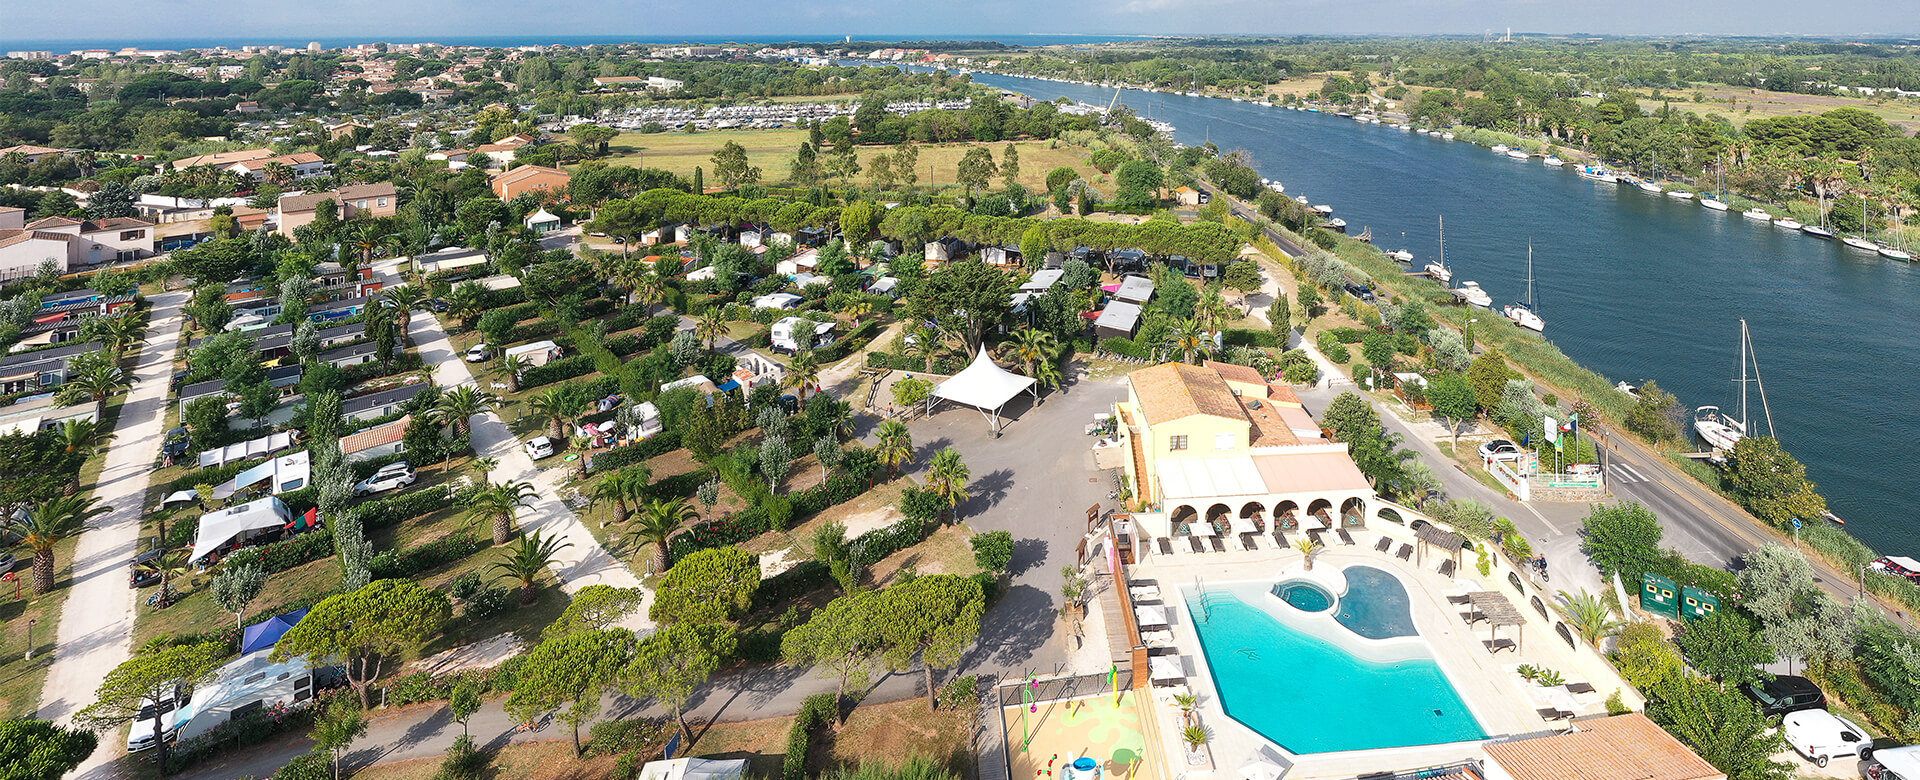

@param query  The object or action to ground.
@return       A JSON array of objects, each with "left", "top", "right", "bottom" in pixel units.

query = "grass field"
[
  {"left": 1591, "top": 84, "right": 1920, "bottom": 133},
  {"left": 593, "top": 129, "right": 1101, "bottom": 192}
]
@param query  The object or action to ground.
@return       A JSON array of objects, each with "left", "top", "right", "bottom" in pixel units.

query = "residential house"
[
  {"left": 0, "top": 144, "right": 65, "bottom": 164},
  {"left": 1114, "top": 273, "right": 1156, "bottom": 304},
  {"left": 1114, "top": 361, "right": 1378, "bottom": 545},
  {"left": 1092, "top": 300, "right": 1141, "bottom": 340},
  {"left": 0, "top": 207, "right": 23, "bottom": 230},
  {"left": 316, "top": 341, "right": 379, "bottom": 368},
  {"left": 167, "top": 148, "right": 275, "bottom": 171},
  {"left": 1170, "top": 186, "right": 1202, "bottom": 206},
  {"left": 0, "top": 216, "right": 157, "bottom": 278},
  {"left": 0, "top": 393, "right": 96, "bottom": 435},
  {"left": 41, "top": 288, "right": 138, "bottom": 315},
  {"left": 306, "top": 296, "right": 369, "bottom": 323},
  {"left": 410, "top": 247, "right": 488, "bottom": 275},
  {"left": 343, "top": 384, "right": 432, "bottom": 422},
  {"left": 327, "top": 121, "right": 366, "bottom": 140},
  {"left": 1481, "top": 713, "right": 1723, "bottom": 780},
  {"left": 276, "top": 182, "right": 397, "bottom": 238},
  {"left": 177, "top": 365, "right": 303, "bottom": 415},
  {"left": 489, "top": 165, "right": 571, "bottom": 200},
  {"left": 342, "top": 415, "right": 410, "bottom": 462},
  {"left": 591, "top": 76, "right": 646, "bottom": 88},
  {"left": 0, "top": 341, "right": 100, "bottom": 393}
]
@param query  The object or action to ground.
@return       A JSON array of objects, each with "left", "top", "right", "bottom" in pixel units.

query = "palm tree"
[
  {"left": 53, "top": 419, "right": 114, "bottom": 495},
  {"left": 631, "top": 270, "right": 666, "bottom": 316},
  {"left": 1168, "top": 318, "right": 1210, "bottom": 365},
  {"left": 1294, "top": 536, "right": 1323, "bottom": 571},
  {"left": 842, "top": 300, "right": 872, "bottom": 323},
  {"left": 1033, "top": 359, "right": 1063, "bottom": 402},
  {"left": 262, "top": 161, "right": 294, "bottom": 186},
  {"left": 384, "top": 285, "right": 429, "bottom": 331},
  {"left": 494, "top": 354, "right": 531, "bottom": 393},
  {"left": 568, "top": 434, "right": 594, "bottom": 479},
  {"left": 55, "top": 363, "right": 130, "bottom": 418},
  {"left": 624, "top": 497, "right": 696, "bottom": 574},
  {"left": 445, "top": 283, "right": 486, "bottom": 331},
  {"left": 431, "top": 385, "right": 500, "bottom": 439},
  {"left": 782, "top": 352, "right": 821, "bottom": 408},
  {"left": 906, "top": 327, "right": 941, "bottom": 373},
  {"left": 694, "top": 313, "right": 728, "bottom": 351},
  {"left": 7, "top": 495, "right": 111, "bottom": 593},
  {"left": 466, "top": 480, "right": 538, "bottom": 545},
  {"left": 88, "top": 315, "right": 146, "bottom": 360},
  {"left": 925, "top": 448, "right": 971, "bottom": 523},
  {"left": 588, "top": 468, "right": 650, "bottom": 525},
  {"left": 1557, "top": 589, "right": 1625, "bottom": 647},
  {"left": 525, "top": 386, "right": 577, "bottom": 441},
  {"left": 1006, "top": 329, "right": 1058, "bottom": 378},
  {"left": 489, "top": 530, "right": 572, "bottom": 605},
  {"left": 346, "top": 221, "right": 395, "bottom": 278},
  {"left": 472, "top": 456, "right": 499, "bottom": 482},
  {"left": 875, "top": 419, "right": 913, "bottom": 479},
  {"left": 141, "top": 548, "right": 193, "bottom": 607}
]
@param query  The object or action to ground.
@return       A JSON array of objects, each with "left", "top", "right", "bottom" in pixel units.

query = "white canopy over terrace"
[{"left": 932, "top": 349, "right": 1036, "bottom": 435}]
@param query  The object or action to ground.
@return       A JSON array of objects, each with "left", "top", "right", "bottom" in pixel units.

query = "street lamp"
[
  {"left": 25, "top": 618, "right": 36, "bottom": 661},
  {"left": 1466, "top": 318, "right": 1479, "bottom": 352}
]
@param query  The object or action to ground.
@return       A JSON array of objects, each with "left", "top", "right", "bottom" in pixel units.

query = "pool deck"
[{"left": 1127, "top": 523, "right": 1642, "bottom": 780}]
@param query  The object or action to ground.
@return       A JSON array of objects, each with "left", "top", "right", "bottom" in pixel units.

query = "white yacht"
[
  {"left": 1635, "top": 178, "right": 1663, "bottom": 194},
  {"left": 1311, "top": 204, "right": 1333, "bottom": 216},
  {"left": 1743, "top": 208, "right": 1774, "bottom": 221},
  {"left": 1694, "top": 319, "right": 1774, "bottom": 453},
  {"left": 1802, "top": 224, "right": 1836, "bottom": 239},
  {"left": 1506, "top": 149, "right": 1530, "bottom": 160},
  {"left": 1577, "top": 166, "right": 1619, "bottom": 183},
  {"left": 1426, "top": 216, "right": 1454, "bottom": 283},
  {"left": 1454, "top": 281, "right": 1492, "bottom": 308},
  {"left": 1701, "top": 197, "right": 1730, "bottom": 211},
  {"left": 1774, "top": 217, "right": 1804, "bottom": 230},
  {"left": 1441, "top": 131, "right": 1455, "bottom": 140},
  {"left": 1386, "top": 249, "right": 1415, "bottom": 263},
  {"left": 1492, "top": 144, "right": 1511, "bottom": 154},
  {"left": 1842, "top": 235, "right": 1878, "bottom": 252},
  {"left": 1502, "top": 245, "right": 1545, "bottom": 333},
  {"left": 1666, "top": 190, "right": 1695, "bottom": 200},
  {"left": 1542, "top": 155, "right": 1564, "bottom": 167},
  {"left": 1878, "top": 245, "right": 1913, "bottom": 261}
]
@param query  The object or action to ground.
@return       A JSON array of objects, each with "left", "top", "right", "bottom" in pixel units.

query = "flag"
[{"left": 1543, "top": 416, "right": 1559, "bottom": 445}]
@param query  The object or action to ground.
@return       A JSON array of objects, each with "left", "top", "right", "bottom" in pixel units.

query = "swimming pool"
[{"left": 1183, "top": 567, "right": 1487, "bottom": 754}]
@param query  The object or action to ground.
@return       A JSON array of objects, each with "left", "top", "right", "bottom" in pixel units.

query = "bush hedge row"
[
  {"left": 369, "top": 531, "right": 488, "bottom": 580},
  {"left": 519, "top": 355, "right": 597, "bottom": 389},
  {"left": 784, "top": 693, "right": 836, "bottom": 780},
  {"left": 1221, "top": 328, "right": 1284, "bottom": 348},
  {"left": 586, "top": 431, "right": 682, "bottom": 473}
]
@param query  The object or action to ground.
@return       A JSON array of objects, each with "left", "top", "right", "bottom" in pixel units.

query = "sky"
[{"left": 4, "top": 0, "right": 1916, "bottom": 43}]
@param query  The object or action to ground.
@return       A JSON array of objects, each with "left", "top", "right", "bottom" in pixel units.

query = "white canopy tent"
[
  {"left": 636, "top": 758, "right": 748, "bottom": 780},
  {"left": 198, "top": 431, "right": 297, "bottom": 468},
  {"left": 931, "top": 349, "right": 1036, "bottom": 436},
  {"left": 190, "top": 497, "right": 295, "bottom": 565}
]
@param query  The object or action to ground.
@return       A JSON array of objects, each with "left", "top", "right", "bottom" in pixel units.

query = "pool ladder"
[{"left": 1194, "top": 577, "right": 1220, "bottom": 623}]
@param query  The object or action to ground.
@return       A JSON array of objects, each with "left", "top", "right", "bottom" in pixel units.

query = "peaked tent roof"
[
  {"left": 240, "top": 607, "right": 311, "bottom": 655},
  {"left": 934, "top": 349, "right": 1036, "bottom": 412}
]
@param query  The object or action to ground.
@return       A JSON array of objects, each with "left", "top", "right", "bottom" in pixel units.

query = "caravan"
[{"left": 162, "top": 652, "right": 339, "bottom": 745}]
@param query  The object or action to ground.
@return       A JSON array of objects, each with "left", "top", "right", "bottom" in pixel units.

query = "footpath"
[{"left": 37, "top": 290, "right": 190, "bottom": 779}]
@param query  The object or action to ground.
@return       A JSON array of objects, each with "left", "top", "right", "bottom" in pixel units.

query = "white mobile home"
[
  {"left": 166, "top": 651, "right": 328, "bottom": 743},
  {"left": 504, "top": 340, "right": 563, "bottom": 367},
  {"left": 770, "top": 317, "right": 836, "bottom": 354}
]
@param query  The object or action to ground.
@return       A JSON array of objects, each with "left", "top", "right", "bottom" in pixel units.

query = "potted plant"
[
  {"left": 1181, "top": 724, "right": 1212, "bottom": 766},
  {"left": 1294, "top": 537, "right": 1322, "bottom": 570},
  {"left": 1172, "top": 693, "right": 1198, "bottom": 727}
]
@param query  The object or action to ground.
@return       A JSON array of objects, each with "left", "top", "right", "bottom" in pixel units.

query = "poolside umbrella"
[
  {"left": 241, "top": 607, "right": 311, "bottom": 655},
  {"left": 1240, "top": 758, "right": 1287, "bottom": 780}
]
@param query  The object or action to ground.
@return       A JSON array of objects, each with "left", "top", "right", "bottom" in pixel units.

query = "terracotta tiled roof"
[
  {"left": 0, "top": 144, "right": 64, "bottom": 156},
  {"left": 337, "top": 182, "right": 396, "bottom": 200},
  {"left": 490, "top": 165, "right": 570, "bottom": 186},
  {"left": 0, "top": 229, "right": 78, "bottom": 249},
  {"left": 24, "top": 216, "right": 81, "bottom": 229},
  {"left": 341, "top": 414, "right": 410, "bottom": 454},
  {"left": 1129, "top": 362, "right": 1245, "bottom": 425},
  {"left": 173, "top": 148, "right": 275, "bottom": 169},
  {"left": 1204, "top": 360, "right": 1265, "bottom": 386},
  {"left": 1485, "top": 714, "right": 1725, "bottom": 780},
  {"left": 83, "top": 217, "right": 153, "bottom": 231}
]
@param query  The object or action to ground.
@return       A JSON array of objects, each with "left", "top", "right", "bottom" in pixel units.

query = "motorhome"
[{"left": 164, "top": 651, "right": 335, "bottom": 744}]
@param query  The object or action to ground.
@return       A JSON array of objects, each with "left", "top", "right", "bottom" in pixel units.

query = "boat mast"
[
  {"left": 1438, "top": 216, "right": 1446, "bottom": 269},
  {"left": 1744, "top": 319, "right": 1777, "bottom": 438},
  {"left": 1525, "top": 242, "right": 1536, "bottom": 309},
  {"left": 1738, "top": 319, "right": 1749, "bottom": 432}
]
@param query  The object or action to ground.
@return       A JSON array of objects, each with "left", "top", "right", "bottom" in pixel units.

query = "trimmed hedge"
[
  {"left": 865, "top": 351, "right": 963, "bottom": 375},
  {"left": 338, "top": 352, "right": 423, "bottom": 385},
  {"left": 359, "top": 489, "right": 458, "bottom": 530},
  {"left": 587, "top": 431, "right": 682, "bottom": 473},
  {"left": 1221, "top": 328, "right": 1284, "bottom": 348},
  {"left": 370, "top": 531, "right": 488, "bottom": 579},
  {"left": 508, "top": 320, "right": 564, "bottom": 344},
  {"left": 755, "top": 514, "right": 932, "bottom": 607},
  {"left": 671, "top": 472, "right": 877, "bottom": 563},
  {"left": 646, "top": 471, "right": 710, "bottom": 500},
  {"left": 519, "top": 354, "right": 597, "bottom": 389},
  {"left": 220, "top": 529, "right": 335, "bottom": 574},
  {"left": 811, "top": 319, "right": 882, "bottom": 363},
  {"left": 784, "top": 693, "right": 836, "bottom": 780}
]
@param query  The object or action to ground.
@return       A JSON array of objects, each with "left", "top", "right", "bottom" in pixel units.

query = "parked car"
[
  {"left": 126, "top": 690, "right": 185, "bottom": 752},
  {"left": 1783, "top": 709, "right": 1873, "bottom": 767},
  {"left": 524, "top": 436, "right": 556, "bottom": 460},
  {"left": 352, "top": 463, "right": 416, "bottom": 497},
  {"left": 1741, "top": 674, "right": 1827, "bottom": 717},
  {"left": 1478, "top": 439, "right": 1524, "bottom": 462},
  {"left": 1863, "top": 746, "right": 1920, "bottom": 780},
  {"left": 464, "top": 343, "right": 493, "bottom": 363},
  {"left": 0, "top": 550, "right": 14, "bottom": 574},
  {"left": 129, "top": 543, "right": 164, "bottom": 588},
  {"left": 1344, "top": 283, "right": 1377, "bottom": 302}
]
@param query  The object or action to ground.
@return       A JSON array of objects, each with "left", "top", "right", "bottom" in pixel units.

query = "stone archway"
[
  {"left": 1239, "top": 501, "right": 1267, "bottom": 531},
  {"left": 1306, "top": 498, "right": 1335, "bottom": 528},
  {"left": 1205, "top": 503, "right": 1233, "bottom": 535},
  {"left": 1274, "top": 500, "right": 1301, "bottom": 530},
  {"left": 1169, "top": 504, "right": 1199, "bottom": 535},
  {"left": 1340, "top": 497, "right": 1367, "bottom": 528}
]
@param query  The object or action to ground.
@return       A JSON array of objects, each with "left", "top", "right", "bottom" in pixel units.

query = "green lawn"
[{"left": 590, "top": 130, "right": 1101, "bottom": 193}]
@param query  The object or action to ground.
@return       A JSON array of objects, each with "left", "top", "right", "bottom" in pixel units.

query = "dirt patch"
[
  {"left": 351, "top": 739, "right": 620, "bottom": 780},
  {"left": 868, "top": 524, "right": 982, "bottom": 588},
  {"left": 406, "top": 633, "right": 525, "bottom": 676}
]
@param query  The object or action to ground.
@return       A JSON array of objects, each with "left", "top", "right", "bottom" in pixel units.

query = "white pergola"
[{"left": 932, "top": 349, "right": 1036, "bottom": 436}]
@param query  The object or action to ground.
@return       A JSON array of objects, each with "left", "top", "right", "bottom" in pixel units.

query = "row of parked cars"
[{"left": 1742, "top": 674, "right": 1919, "bottom": 776}]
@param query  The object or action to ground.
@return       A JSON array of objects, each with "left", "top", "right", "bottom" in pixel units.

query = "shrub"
[
  {"left": 369, "top": 531, "right": 488, "bottom": 579},
  {"left": 219, "top": 529, "right": 335, "bottom": 574},
  {"left": 1100, "top": 337, "right": 1148, "bottom": 359},
  {"left": 1316, "top": 333, "right": 1351, "bottom": 363},
  {"left": 584, "top": 718, "right": 671, "bottom": 758},
  {"left": 971, "top": 530, "right": 1014, "bottom": 572},
  {"left": 784, "top": 693, "right": 836, "bottom": 780},
  {"left": 1220, "top": 328, "right": 1282, "bottom": 348},
  {"left": 586, "top": 432, "right": 682, "bottom": 473},
  {"left": 465, "top": 587, "right": 510, "bottom": 620},
  {"left": 519, "top": 355, "right": 596, "bottom": 388}
]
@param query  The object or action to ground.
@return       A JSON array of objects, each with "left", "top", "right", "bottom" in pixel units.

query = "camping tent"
[
  {"left": 636, "top": 758, "right": 749, "bottom": 780},
  {"left": 190, "top": 497, "right": 295, "bottom": 565},
  {"left": 932, "top": 350, "right": 1037, "bottom": 435},
  {"left": 240, "top": 608, "right": 311, "bottom": 655}
]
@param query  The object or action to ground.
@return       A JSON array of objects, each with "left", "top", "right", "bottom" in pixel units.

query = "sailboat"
[
  {"left": 1693, "top": 319, "right": 1776, "bottom": 453},
  {"left": 1802, "top": 190, "right": 1836, "bottom": 239},
  {"left": 1879, "top": 211, "right": 1912, "bottom": 261},
  {"left": 1424, "top": 216, "right": 1454, "bottom": 283},
  {"left": 1502, "top": 244, "right": 1545, "bottom": 332},
  {"left": 1636, "top": 155, "right": 1664, "bottom": 193},
  {"left": 1841, "top": 194, "right": 1879, "bottom": 252},
  {"left": 1701, "top": 159, "right": 1730, "bottom": 211}
]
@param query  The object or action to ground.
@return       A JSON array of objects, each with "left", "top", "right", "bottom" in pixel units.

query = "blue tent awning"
[{"left": 240, "top": 607, "right": 310, "bottom": 655}]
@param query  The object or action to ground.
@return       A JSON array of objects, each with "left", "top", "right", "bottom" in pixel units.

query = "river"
[{"left": 963, "top": 71, "right": 1920, "bottom": 555}]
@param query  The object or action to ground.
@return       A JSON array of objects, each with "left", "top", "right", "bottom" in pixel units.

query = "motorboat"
[
  {"left": 1774, "top": 217, "right": 1804, "bottom": 230},
  {"left": 1506, "top": 149, "right": 1530, "bottom": 160},
  {"left": 1324, "top": 218, "right": 1348, "bottom": 233},
  {"left": 1310, "top": 204, "right": 1333, "bottom": 216},
  {"left": 1615, "top": 381, "right": 1642, "bottom": 398},
  {"left": 1295, "top": 195, "right": 1310, "bottom": 205},
  {"left": 1454, "top": 281, "right": 1492, "bottom": 308},
  {"left": 1694, "top": 319, "right": 1775, "bottom": 453},
  {"left": 1841, "top": 235, "right": 1878, "bottom": 252},
  {"left": 1869, "top": 556, "right": 1920, "bottom": 582},
  {"left": 1802, "top": 224, "right": 1836, "bottom": 239},
  {"left": 1577, "top": 165, "right": 1618, "bottom": 183},
  {"left": 1635, "top": 178, "right": 1664, "bottom": 194},
  {"left": 1701, "top": 197, "right": 1729, "bottom": 211},
  {"left": 1492, "top": 144, "right": 1510, "bottom": 154},
  {"left": 1666, "top": 190, "right": 1695, "bottom": 200},
  {"left": 1743, "top": 208, "right": 1774, "bottom": 221},
  {"left": 1386, "top": 249, "right": 1414, "bottom": 263},
  {"left": 1441, "top": 131, "right": 1455, "bottom": 140},
  {"left": 1542, "top": 155, "right": 1564, "bottom": 167},
  {"left": 1502, "top": 244, "right": 1545, "bottom": 333}
]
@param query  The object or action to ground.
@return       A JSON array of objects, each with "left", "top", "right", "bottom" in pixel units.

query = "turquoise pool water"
[
  {"left": 1184, "top": 569, "right": 1487, "bottom": 754},
  {"left": 1273, "top": 581, "right": 1333, "bottom": 612}
]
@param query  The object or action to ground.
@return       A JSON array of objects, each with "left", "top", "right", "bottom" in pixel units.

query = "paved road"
[
  {"left": 38, "top": 291, "right": 189, "bottom": 778},
  {"left": 410, "top": 313, "right": 651, "bottom": 630}
]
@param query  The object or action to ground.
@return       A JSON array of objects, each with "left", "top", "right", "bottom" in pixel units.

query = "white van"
[
  {"left": 1782, "top": 709, "right": 1872, "bottom": 768},
  {"left": 1864, "top": 745, "right": 1920, "bottom": 780}
]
